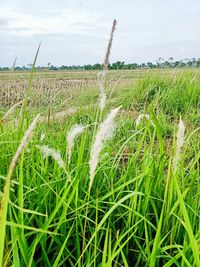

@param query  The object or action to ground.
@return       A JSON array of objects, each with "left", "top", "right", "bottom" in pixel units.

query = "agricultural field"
[{"left": 0, "top": 68, "right": 199, "bottom": 266}]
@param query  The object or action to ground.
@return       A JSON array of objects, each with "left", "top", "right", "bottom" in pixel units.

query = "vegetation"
[
  {"left": 0, "top": 66, "right": 199, "bottom": 266},
  {"left": 1, "top": 57, "right": 200, "bottom": 71}
]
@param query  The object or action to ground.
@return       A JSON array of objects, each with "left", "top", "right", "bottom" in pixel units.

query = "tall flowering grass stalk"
[
  {"left": 103, "top": 19, "right": 117, "bottom": 70},
  {"left": 66, "top": 124, "right": 85, "bottom": 163},
  {"left": 98, "top": 19, "right": 117, "bottom": 111},
  {"left": 98, "top": 71, "right": 106, "bottom": 111},
  {"left": 89, "top": 106, "right": 121, "bottom": 190}
]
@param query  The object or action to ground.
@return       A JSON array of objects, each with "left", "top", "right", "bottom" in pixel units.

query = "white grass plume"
[
  {"left": 66, "top": 124, "right": 85, "bottom": 163},
  {"left": 135, "top": 113, "right": 155, "bottom": 128},
  {"left": 36, "top": 145, "right": 66, "bottom": 172},
  {"left": 173, "top": 117, "right": 185, "bottom": 172},
  {"left": 89, "top": 106, "right": 121, "bottom": 190},
  {"left": 97, "top": 19, "right": 117, "bottom": 111},
  {"left": 1, "top": 99, "right": 25, "bottom": 122},
  {"left": 10, "top": 115, "right": 40, "bottom": 166}
]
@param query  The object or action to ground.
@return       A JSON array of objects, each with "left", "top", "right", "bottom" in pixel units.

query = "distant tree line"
[{"left": 1, "top": 57, "right": 200, "bottom": 71}]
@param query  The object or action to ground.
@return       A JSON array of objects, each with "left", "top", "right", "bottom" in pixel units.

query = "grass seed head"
[
  {"left": 36, "top": 145, "right": 66, "bottom": 171},
  {"left": 103, "top": 19, "right": 117, "bottom": 70},
  {"left": 173, "top": 117, "right": 185, "bottom": 172},
  {"left": 66, "top": 124, "right": 85, "bottom": 163},
  {"left": 89, "top": 106, "right": 121, "bottom": 190},
  {"left": 135, "top": 113, "right": 155, "bottom": 128}
]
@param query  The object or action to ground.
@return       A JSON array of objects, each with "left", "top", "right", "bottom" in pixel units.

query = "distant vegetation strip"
[{"left": 1, "top": 57, "right": 200, "bottom": 71}]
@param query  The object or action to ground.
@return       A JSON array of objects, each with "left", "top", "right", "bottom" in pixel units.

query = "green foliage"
[
  {"left": 0, "top": 70, "right": 199, "bottom": 266},
  {"left": 1, "top": 57, "right": 200, "bottom": 71}
]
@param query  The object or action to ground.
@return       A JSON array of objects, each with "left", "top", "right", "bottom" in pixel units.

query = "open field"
[{"left": 0, "top": 69, "right": 200, "bottom": 266}]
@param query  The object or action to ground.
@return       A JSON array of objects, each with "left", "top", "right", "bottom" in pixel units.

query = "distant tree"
[
  {"left": 156, "top": 57, "right": 165, "bottom": 68},
  {"left": 197, "top": 58, "right": 200, "bottom": 67},
  {"left": 191, "top": 58, "right": 197, "bottom": 67},
  {"left": 174, "top": 61, "right": 180, "bottom": 67},
  {"left": 179, "top": 61, "right": 187, "bottom": 67},
  {"left": 187, "top": 59, "right": 194, "bottom": 68},
  {"left": 168, "top": 57, "right": 175, "bottom": 67},
  {"left": 141, "top": 63, "right": 146, "bottom": 68},
  {"left": 1, "top": 67, "right": 9, "bottom": 71},
  {"left": 27, "top": 63, "right": 32, "bottom": 69},
  {"left": 126, "top": 63, "right": 138, "bottom": 69},
  {"left": 84, "top": 65, "right": 93, "bottom": 70},
  {"left": 1, "top": 58, "right": 200, "bottom": 71},
  {"left": 111, "top": 61, "right": 125, "bottom": 70},
  {"left": 93, "top": 63, "right": 103, "bottom": 70},
  {"left": 163, "top": 61, "right": 171, "bottom": 68},
  {"left": 147, "top": 62, "right": 154, "bottom": 68},
  {"left": 47, "top": 62, "right": 52, "bottom": 70},
  {"left": 49, "top": 65, "right": 58, "bottom": 70}
]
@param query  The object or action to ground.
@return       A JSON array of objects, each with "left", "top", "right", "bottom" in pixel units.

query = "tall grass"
[
  {"left": 0, "top": 24, "right": 199, "bottom": 265},
  {"left": 0, "top": 68, "right": 199, "bottom": 266}
]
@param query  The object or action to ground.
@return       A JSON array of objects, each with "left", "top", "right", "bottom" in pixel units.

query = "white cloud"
[
  {"left": 0, "top": 7, "right": 104, "bottom": 37},
  {"left": 0, "top": 0, "right": 200, "bottom": 66}
]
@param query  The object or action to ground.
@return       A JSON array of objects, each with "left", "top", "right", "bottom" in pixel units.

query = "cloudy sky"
[{"left": 0, "top": 0, "right": 200, "bottom": 67}]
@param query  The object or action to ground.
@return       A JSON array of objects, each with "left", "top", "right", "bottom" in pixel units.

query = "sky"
[{"left": 0, "top": 0, "right": 200, "bottom": 67}]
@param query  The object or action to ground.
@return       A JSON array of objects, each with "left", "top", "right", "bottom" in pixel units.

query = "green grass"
[{"left": 0, "top": 69, "right": 199, "bottom": 266}]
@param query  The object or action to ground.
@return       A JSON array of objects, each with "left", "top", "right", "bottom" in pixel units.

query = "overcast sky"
[{"left": 0, "top": 0, "right": 200, "bottom": 67}]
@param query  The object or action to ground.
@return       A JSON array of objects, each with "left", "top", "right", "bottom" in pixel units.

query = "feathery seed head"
[
  {"left": 66, "top": 124, "right": 85, "bottom": 163},
  {"left": 89, "top": 106, "right": 121, "bottom": 190},
  {"left": 103, "top": 19, "right": 117, "bottom": 70},
  {"left": 135, "top": 113, "right": 155, "bottom": 128},
  {"left": 36, "top": 145, "right": 66, "bottom": 171},
  {"left": 98, "top": 19, "right": 117, "bottom": 111},
  {"left": 173, "top": 117, "right": 185, "bottom": 172}
]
